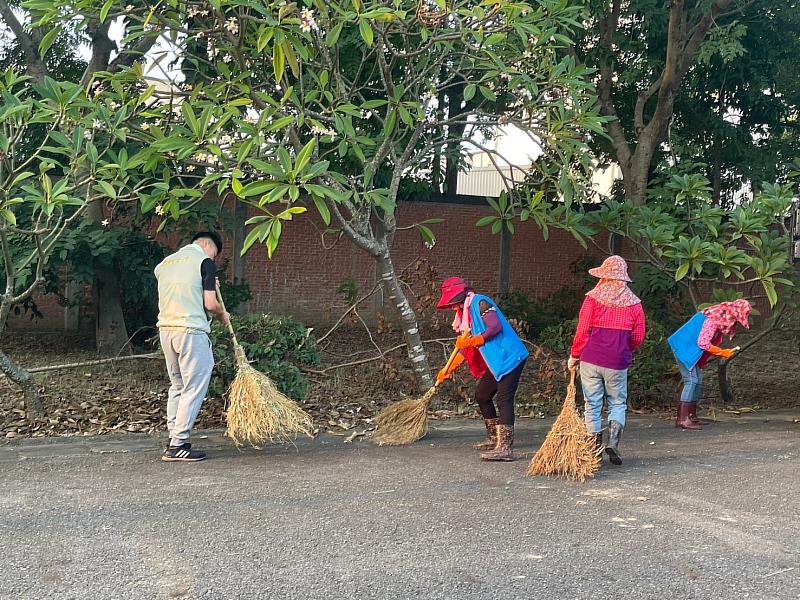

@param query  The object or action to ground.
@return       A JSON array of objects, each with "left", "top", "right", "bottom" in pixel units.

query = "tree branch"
[{"left": 0, "top": 0, "right": 48, "bottom": 84}]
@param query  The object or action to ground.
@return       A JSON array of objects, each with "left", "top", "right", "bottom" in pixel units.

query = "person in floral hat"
[
  {"left": 568, "top": 256, "right": 646, "bottom": 465},
  {"left": 667, "top": 299, "right": 751, "bottom": 430},
  {"left": 435, "top": 277, "right": 529, "bottom": 461}
]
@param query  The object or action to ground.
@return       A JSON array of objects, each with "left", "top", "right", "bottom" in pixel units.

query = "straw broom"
[
  {"left": 527, "top": 367, "right": 601, "bottom": 482},
  {"left": 370, "top": 345, "right": 461, "bottom": 446},
  {"left": 216, "top": 284, "right": 314, "bottom": 447}
]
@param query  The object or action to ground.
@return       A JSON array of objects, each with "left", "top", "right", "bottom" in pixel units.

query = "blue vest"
[
  {"left": 667, "top": 313, "right": 707, "bottom": 370},
  {"left": 469, "top": 295, "right": 529, "bottom": 380}
]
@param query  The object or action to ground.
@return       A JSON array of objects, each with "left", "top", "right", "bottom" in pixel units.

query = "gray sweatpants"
[{"left": 160, "top": 330, "right": 215, "bottom": 446}]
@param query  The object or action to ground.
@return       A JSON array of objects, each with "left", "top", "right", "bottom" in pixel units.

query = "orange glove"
[
  {"left": 436, "top": 353, "right": 465, "bottom": 384},
  {"left": 455, "top": 334, "right": 485, "bottom": 350},
  {"left": 708, "top": 345, "right": 736, "bottom": 360}
]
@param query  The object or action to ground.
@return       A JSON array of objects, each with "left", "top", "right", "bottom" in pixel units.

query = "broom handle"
[
  {"left": 568, "top": 366, "right": 577, "bottom": 389},
  {"left": 433, "top": 342, "right": 464, "bottom": 389},
  {"left": 214, "top": 281, "right": 240, "bottom": 348}
]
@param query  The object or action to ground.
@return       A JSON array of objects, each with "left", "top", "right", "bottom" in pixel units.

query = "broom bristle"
[
  {"left": 370, "top": 385, "right": 438, "bottom": 446},
  {"left": 225, "top": 356, "right": 314, "bottom": 447},
  {"left": 527, "top": 380, "right": 601, "bottom": 482}
]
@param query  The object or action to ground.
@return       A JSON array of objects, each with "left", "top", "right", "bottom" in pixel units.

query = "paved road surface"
[{"left": 1, "top": 413, "right": 798, "bottom": 599}]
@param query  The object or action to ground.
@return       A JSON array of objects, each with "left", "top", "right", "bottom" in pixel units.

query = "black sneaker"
[
  {"left": 162, "top": 443, "right": 206, "bottom": 462},
  {"left": 163, "top": 439, "right": 191, "bottom": 452}
]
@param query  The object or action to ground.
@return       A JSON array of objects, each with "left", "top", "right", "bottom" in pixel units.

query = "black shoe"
[
  {"left": 162, "top": 443, "right": 206, "bottom": 462},
  {"left": 162, "top": 439, "right": 190, "bottom": 453},
  {"left": 605, "top": 420, "right": 623, "bottom": 466}
]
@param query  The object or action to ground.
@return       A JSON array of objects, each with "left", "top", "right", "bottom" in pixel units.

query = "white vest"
[{"left": 154, "top": 243, "right": 211, "bottom": 333}]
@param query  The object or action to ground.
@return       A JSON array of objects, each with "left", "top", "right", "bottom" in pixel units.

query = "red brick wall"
[
  {"left": 232, "top": 201, "right": 605, "bottom": 323},
  {"left": 9, "top": 201, "right": 605, "bottom": 330}
]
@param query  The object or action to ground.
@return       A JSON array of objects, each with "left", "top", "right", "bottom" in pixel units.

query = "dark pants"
[{"left": 474, "top": 360, "right": 526, "bottom": 426}]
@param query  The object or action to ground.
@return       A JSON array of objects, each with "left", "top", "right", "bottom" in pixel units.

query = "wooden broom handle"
[
  {"left": 434, "top": 336, "right": 466, "bottom": 388},
  {"left": 214, "top": 281, "right": 240, "bottom": 346},
  {"left": 568, "top": 366, "right": 577, "bottom": 388}
]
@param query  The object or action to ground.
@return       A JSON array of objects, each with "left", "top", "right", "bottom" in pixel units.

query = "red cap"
[{"left": 437, "top": 277, "right": 468, "bottom": 309}]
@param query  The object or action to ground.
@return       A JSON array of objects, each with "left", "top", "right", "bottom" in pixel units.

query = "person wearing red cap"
[
  {"left": 436, "top": 277, "right": 529, "bottom": 461},
  {"left": 667, "top": 299, "right": 751, "bottom": 430},
  {"left": 568, "top": 256, "right": 646, "bottom": 466}
]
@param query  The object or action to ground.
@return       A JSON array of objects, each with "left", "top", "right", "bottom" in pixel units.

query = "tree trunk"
[
  {"left": 84, "top": 197, "right": 130, "bottom": 356},
  {"left": 93, "top": 262, "right": 130, "bottom": 356},
  {"left": 622, "top": 150, "right": 654, "bottom": 207},
  {"left": 376, "top": 252, "right": 433, "bottom": 390},
  {"left": 231, "top": 198, "right": 249, "bottom": 314},
  {"left": 717, "top": 360, "right": 734, "bottom": 405},
  {"left": 0, "top": 348, "right": 44, "bottom": 419},
  {"left": 498, "top": 224, "right": 510, "bottom": 295},
  {"left": 444, "top": 87, "right": 467, "bottom": 198}
]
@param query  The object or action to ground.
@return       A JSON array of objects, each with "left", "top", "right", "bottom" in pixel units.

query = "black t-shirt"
[{"left": 201, "top": 258, "right": 216, "bottom": 291}]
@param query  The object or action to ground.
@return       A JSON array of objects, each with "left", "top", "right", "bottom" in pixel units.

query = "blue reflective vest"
[
  {"left": 468, "top": 294, "right": 529, "bottom": 380},
  {"left": 667, "top": 312, "right": 707, "bottom": 370}
]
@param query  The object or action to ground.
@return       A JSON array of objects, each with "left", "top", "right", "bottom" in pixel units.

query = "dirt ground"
[{"left": 1, "top": 327, "right": 798, "bottom": 439}]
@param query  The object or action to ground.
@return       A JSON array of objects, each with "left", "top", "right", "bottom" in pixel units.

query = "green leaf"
[
  {"left": 242, "top": 223, "right": 269, "bottom": 255},
  {"left": 674, "top": 262, "right": 691, "bottom": 282},
  {"left": 182, "top": 103, "right": 200, "bottom": 137},
  {"left": 241, "top": 181, "right": 277, "bottom": 197},
  {"left": 232, "top": 178, "right": 244, "bottom": 197},
  {"left": 266, "top": 115, "right": 295, "bottom": 132},
  {"left": 463, "top": 84, "right": 476, "bottom": 102},
  {"left": 312, "top": 194, "right": 331, "bottom": 225},
  {"left": 1, "top": 209, "right": 17, "bottom": 226},
  {"left": 416, "top": 224, "right": 436, "bottom": 245},
  {"left": 38, "top": 27, "right": 60, "bottom": 58},
  {"left": 100, "top": 0, "right": 114, "bottom": 22},
  {"left": 383, "top": 109, "right": 397, "bottom": 136},
  {"left": 10, "top": 172, "right": 34, "bottom": 189},
  {"left": 97, "top": 181, "right": 116, "bottom": 199},
  {"left": 273, "top": 43, "right": 285, "bottom": 83},
  {"left": 362, "top": 99, "right": 388, "bottom": 109},
  {"left": 294, "top": 138, "right": 316, "bottom": 174},
  {"left": 358, "top": 19, "right": 374, "bottom": 46},
  {"left": 475, "top": 215, "right": 496, "bottom": 227},
  {"left": 479, "top": 86, "right": 497, "bottom": 102},
  {"left": 326, "top": 22, "right": 344, "bottom": 47}
]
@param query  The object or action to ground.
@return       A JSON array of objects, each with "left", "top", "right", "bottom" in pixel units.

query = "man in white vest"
[{"left": 155, "top": 232, "right": 230, "bottom": 462}]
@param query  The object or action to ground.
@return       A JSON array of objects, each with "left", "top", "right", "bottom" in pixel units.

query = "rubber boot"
[
  {"left": 480, "top": 424, "right": 514, "bottom": 462},
  {"left": 676, "top": 402, "right": 703, "bottom": 430},
  {"left": 605, "top": 420, "right": 623, "bottom": 465},
  {"left": 473, "top": 417, "right": 501, "bottom": 450},
  {"left": 688, "top": 403, "right": 711, "bottom": 425}
]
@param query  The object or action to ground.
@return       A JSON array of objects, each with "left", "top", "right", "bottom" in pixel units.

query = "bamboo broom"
[
  {"left": 216, "top": 284, "right": 314, "bottom": 447},
  {"left": 527, "top": 367, "right": 601, "bottom": 482},
  {"left": 370, "top": 344, "right": 462, "bottom": 446}
]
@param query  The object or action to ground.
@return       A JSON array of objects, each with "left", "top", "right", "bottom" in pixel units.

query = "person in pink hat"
[
  {"left": 667, "top": 299, "right": 751, "bottom": 430},
  {"left": 568, "top": 256, "right": 646, "bottom": 465},
  {"left": 435, "top": 277, "right": 529, "bottom": 461}
]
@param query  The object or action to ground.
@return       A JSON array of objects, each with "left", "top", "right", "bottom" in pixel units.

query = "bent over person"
[
  {"left": 155, "top": 232, "right": 230, "bottom": 462},
  {"left": 667, "top": 299, "right": 750, "bottom": 430}
]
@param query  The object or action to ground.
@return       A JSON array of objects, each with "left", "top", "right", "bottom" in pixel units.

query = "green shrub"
[
  {"left": 498, "top": 255, "right": 595, "bottom": 340},
  {"left": 499, "top": 287, "right": 584, "bottom": 340},
  {"left": 539, "top": 315, "right": 674, "bottom": 400},
  {"left": 208, "top": 314, "right": 320, "bottom": 400}
]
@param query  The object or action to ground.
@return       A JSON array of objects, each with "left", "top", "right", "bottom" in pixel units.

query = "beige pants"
[{"left": 160, "top": 330, "right": 214, "bottom": 445}]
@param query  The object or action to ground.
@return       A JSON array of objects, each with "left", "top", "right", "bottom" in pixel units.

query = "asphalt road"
[{"left": 1, "top": 413, "right": 798, "bottom": 600}]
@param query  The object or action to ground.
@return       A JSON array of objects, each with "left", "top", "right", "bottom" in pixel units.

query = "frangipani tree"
[
  {"left": 0, "top": 67, "right": 174, "bottom": 416},
  {"left": 33, "top": 0, "right": 605, "bottom": 388}
]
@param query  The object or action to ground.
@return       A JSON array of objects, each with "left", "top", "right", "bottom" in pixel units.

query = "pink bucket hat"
[
  {"left": 437, "top": 276, "right": 468, "bottom": 309},
  {"left": 588, "top": 255, "right": 632, "bottom": 282}
]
